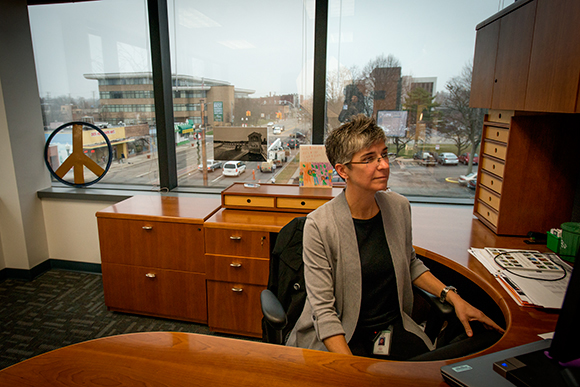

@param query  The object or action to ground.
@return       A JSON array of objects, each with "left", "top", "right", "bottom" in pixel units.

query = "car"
[
  {"left": 438, "top": 152, "right": 459, "bottom": 165},
  {"left": 258, "top": 160, "right": 276, "bottom": 173},
  {"left": 222, "top": 160, "right": 246, "bottom": 176},
  {"left": 413, "top": 151, "right": 430, "bottom": 160},
  {"left": 331, "top": 170, "right": 346, "bottom": 186},
  {"left": 286, "top": 139, "right": 299, "bottom": 149},
  {"left": 458, "top": 172, "right": 477, "bottom": 186},
  {"left": 291, "top": 131, "right": 306, "bottom": 141},
  {"left": 273, "top": 126, "right": 282, "bottom": 135},
  {"left": 197, "top": 159, "right": 222, "bottom": 172},
  {"left": 467, "top": 178, "right": 476, "bottom": 190},
  {"left": 459, "top": 153, "right": 479, "bottom": 165}
]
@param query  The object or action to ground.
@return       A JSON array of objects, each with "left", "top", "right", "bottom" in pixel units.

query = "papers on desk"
[{"left": 469, "top": 247, "right": 572, "bottom": 309}]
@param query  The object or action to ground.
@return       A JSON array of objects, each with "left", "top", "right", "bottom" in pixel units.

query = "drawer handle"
[
  {"left": 492, "top": 164, "right": 496, "bottom": 170},
  {"left": 494, "top": 148, "right": 498, "bottom": 153},
  {"left": 230, "top": 236, "right": 242, "bottom": 240},
  {"left": 301, "top": 201, "right": 306, "bottom": 206},
  {"left": 230, "top": 263, "right": 242, "bottom": 268},
  {"left": 142, "top": 226, "right": 153, "bottom": 230},
  {"left": 246, "top": 199, "right": 251, "bottom": 203},
  {"left": 232, "top": 287, "right": 243, "bottom": 292},
  {"left": 145, "top": 273, "right": 156, "bottom": 278}
]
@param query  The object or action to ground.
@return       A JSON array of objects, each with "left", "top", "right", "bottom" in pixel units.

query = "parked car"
[
  {"left": 273, "top": 126, "right": 282, "bottom": 135},
  {"left": 413, "top": 151, "right": 430, "bottom": 160},
  {"left": 286, "top": 139, "right": 299, "bottom": 149},
  {"left": 438, "top": 152, "right": 459, "bottom": 165},
  {"left": 197, "top": 159, "right": 222, "bottom": 172},
  {"left": 459, "top": 153, "right": 479, "bottom": 165},
  {"left": 291, "top": 131, "right": 306, "bottom": 141},
  {"left": 222, "top": 160, "right": 246, "bottom": 176},
  {"left": 258, "top": 160, "right": 276, "bottom": 173},
  {"left": 467, "top": 178, "right": 477, "bottom": 190},
  {"left": 458, "top": 172, "right": 477, "bottom": 186}
]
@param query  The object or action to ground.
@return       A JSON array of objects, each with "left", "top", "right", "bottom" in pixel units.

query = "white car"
[
  {"left": 197, "top": 160, "right": 222, "bottom": 172},
  {"left": 222, "top": 160, "right": 246, "bottom": 177},
  {"left": 458, "top": 172, "right": 477, "bottom": 186},
  {"left": 273, "top": 126, "right": 282, "bottom": 135},
  {"left": 438, "top": 152, "right": 459, "bottom": 165}
]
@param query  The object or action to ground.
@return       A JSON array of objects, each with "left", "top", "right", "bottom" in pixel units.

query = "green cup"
[{"left": 560, "top": 222, "right": 580, "bottom": 262}]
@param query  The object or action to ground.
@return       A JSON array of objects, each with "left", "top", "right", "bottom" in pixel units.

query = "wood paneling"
[
  {"left": 525, "top": 0, "right": 580, "bottom": 112},
  {"left": 492, "top": 1, "right": 536, "bottom": 110},
  {"left": 470, "top": 21, "right": 500, "bottom": 108},
  {"left": 205, "top": 228, "right": 270, "bottom": 258}
]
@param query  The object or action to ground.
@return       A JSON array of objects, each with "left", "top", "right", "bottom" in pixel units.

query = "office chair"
[{"left": 260, "top": 216, "right": 457, "bottom": 347}]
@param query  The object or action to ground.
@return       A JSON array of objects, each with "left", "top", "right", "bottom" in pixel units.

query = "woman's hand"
[{"left": 446, "top": 291, "right": 505, "bottom": 337}]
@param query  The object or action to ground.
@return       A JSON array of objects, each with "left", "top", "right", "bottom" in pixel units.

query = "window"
[
  {"left": 325, "top": 0, "right": 506, "bottom": 199},
  {"left": 29, "top": 0, "right": 515, "bottom": 197},
  {"left": 29, "top": 0, "right": 160, "bottom": 187}
]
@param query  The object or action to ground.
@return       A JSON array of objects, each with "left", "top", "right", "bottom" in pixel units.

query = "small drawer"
[
  {"left": 277, "top": 197, "right": 328, "bottom": 210},
  {"left": 484, "top": 126, "right": 509, "bottom": 144},
  {"left": 483, "top": 141, "right": 507, "bottom": 161},
  {"left": 223, "top": 195, "right": 275, "bottom": 208},
  {"left": 478, "top": 186, "right": 501, "bottom": 212},
  {"left": 487, "top": 110, "right": 513, "bottom": 124},
  {"left": 205, "top": 228, "right": 270, "bottom": 258},
  {"left": 476, "top": 202, "right": 499, "bottom": 228},
  {"left": 480, "top": 172, "right": 503, "bottom": 194},
  {"left": 481, "top": 156, "right": 505, "bottom": 178},
  {"left": 205, "top": 254, "right": 269, "bottom": 285}
]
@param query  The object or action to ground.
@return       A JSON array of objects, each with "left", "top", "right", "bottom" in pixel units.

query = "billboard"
[{"left": 377, "top": 110, "right": 407, "bottom": 137}]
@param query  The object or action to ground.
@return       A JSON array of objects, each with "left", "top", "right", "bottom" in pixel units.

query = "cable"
[{"left": 493, "top": 252, "right": 567, "bottom": 282}]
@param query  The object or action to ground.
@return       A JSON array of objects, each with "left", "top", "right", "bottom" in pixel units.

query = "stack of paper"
[{"left": 469, "top": 248, "right": 572, "bottom": 309}]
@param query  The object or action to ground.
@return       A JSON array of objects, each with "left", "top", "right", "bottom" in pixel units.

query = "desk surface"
[{"left": 0, "top": 201, "right": 560, "bottom": 386}]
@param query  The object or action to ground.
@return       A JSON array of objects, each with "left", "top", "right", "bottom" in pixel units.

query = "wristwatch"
[{"left": 440, "top": 285, "right": 457, "bottom": 303}]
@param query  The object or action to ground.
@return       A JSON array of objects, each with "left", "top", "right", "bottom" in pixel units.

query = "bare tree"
[{"left": 440, "top": 63, "right": 486, "bottom": 174}]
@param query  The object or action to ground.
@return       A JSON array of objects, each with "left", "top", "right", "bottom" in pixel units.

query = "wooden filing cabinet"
[
  {"left": 97, "top": 195, "right": 221, "bottom": 323},
  {"left": 474, "top": 111, "right": 578, "bottom": 236},
  {"left": 204, "top": 207, "right": 306, "bottom": 337}
]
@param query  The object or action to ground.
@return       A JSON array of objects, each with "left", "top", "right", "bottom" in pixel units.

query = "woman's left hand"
[{"left": 446, "top": 291, "right": 505, "bottom": 337}]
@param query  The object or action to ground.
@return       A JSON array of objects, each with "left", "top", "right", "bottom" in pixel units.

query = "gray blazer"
[{"left": 286, "top": 190, "right": 434, "bottom": 351}]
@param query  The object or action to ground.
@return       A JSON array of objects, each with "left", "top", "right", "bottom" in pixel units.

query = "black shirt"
[{"left": 352, "top": 211, "right": 400, "bottom": 331}]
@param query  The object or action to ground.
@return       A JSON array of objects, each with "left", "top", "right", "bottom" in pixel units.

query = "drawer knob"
[
  {"left": 230, "top": 236, "right": 242, "bottom": 240},
  {"left": 142, "top": 226, "right": 153, "bottom": 230},
  {"left": 230, "top": 263, "right": 242, "bottom": 268},
  {"left": 145, "top": 273, "right": 156, "bottom": 278},
  {"left": 247, "top": 199, "right": 251, "bottom": 203},
  {"left": 301, "top": 201, "right": 306, "bottom": 206},
  {"left": 232, "top": 287, "right": 243, "bottom": 292}
]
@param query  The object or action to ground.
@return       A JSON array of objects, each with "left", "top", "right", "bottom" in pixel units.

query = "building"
[{"left": 84, "top": 72, "right": 254, "bottom": 127}]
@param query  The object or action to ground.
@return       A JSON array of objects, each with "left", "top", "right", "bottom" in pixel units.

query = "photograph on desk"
[{"left": 469, "top": 247, "right": 572, "bottom": 309}]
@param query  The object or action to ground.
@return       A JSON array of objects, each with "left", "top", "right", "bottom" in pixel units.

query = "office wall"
[
  {"left": 0, "top": 0, "right": 51, "bottom": 270},
  {"left": 41, "top": 199, "right": 113, "bottom": 264}
]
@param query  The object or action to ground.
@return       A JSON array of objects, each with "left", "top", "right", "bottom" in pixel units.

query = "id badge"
[{"left": 373, "top": 325, "right": 393, "bottom": 356}]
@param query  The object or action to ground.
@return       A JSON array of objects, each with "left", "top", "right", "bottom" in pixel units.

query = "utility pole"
[{"left": 200, "top": 98, "right": 208, "bottom": 186}]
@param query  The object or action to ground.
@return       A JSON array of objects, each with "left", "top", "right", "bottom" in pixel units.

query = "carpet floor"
[{"left": 0, "top": 269, "right": 258, "bottom": 370}]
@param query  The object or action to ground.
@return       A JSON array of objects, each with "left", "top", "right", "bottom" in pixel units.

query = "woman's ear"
[{"left": 335, "top": 163, "right": 349, "bottom": 181}]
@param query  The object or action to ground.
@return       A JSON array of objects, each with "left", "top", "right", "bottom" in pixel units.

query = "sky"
[{"left": 28, "top": 0, "right": 515, "bottom": 100}]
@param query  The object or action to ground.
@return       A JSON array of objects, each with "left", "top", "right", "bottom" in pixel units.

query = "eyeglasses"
[{"left": 347, "top": 152, "right": 390, "bottom": 166}]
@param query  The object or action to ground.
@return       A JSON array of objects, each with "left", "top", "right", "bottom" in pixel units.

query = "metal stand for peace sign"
[{"left": 44, "top": 121, "right": 113, "bottom": 187}]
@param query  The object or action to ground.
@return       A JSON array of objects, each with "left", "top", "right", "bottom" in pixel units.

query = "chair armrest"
[
  {"left": 414, "top": 287, "right": 454, "bottom": 316},
  {"left": 260, "top": 289, "right": 287, "bottom": 331}
]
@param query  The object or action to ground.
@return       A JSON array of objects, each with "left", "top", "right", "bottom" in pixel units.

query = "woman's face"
[{"left": 337, "top": 141, "right": 390, "bottom": 193}]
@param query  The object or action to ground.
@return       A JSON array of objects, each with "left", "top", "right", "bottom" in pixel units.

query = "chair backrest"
[{"left": 262, "top": 216, "right": 307, "bottom": 343}]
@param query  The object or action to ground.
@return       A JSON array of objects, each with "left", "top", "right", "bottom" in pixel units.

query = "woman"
[{"left": 286, "top": 115, "right": 503, "bottom": 359}]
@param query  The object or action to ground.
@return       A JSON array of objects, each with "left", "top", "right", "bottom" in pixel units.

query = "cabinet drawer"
[
  {"left": 480, "top": 172, "right": 503, "bottom": 194},
  {"left": 277, "top": 197, "right": 328, "bottom": 210},
  {"left": 101, "top": 263, "right": 207, "bottom": 323},
  {"left": 487, "top": 110, "right": 513, "bottom": 124},
  {"left": 98, "top": 218, "right": 205, "bottom": 272},
  {"left": 483, "top": 126, "right": 510, "bottom": 144},
  {"left": 205, "top": 228, "right": 270, "bottom": 258},
  {"left": 476, "top": 202, "right": 499, "bottom": 228},
  {"left": 207, "top": 280, "right": 265, "bottom": 337},
  {"left": 483, "top": 141, "right": 508, "bottom": 161},
  {"left": 205, "top": 254, "right": 269, "bottom": 285},
  {"left": 478, "top": 186, "right": 501, "bottom": 212},
  {"left": 481, "top": 156, "right": 505, "bottom": 178},
  {"left": 223, "top": 195, "right": 275, "bottom": 208}
]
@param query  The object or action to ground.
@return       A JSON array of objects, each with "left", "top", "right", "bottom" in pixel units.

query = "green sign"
[{"left": 213, "top": 101, "right": 223, "bottom": 122}]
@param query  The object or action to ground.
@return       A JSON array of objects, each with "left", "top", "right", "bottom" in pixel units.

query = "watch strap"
[{"left": 440, "top": 285, "right": 457, "bottom": 303}]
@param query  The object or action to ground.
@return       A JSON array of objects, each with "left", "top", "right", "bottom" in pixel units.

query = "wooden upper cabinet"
[
  {"left": 491, "top": 1, "right": 536, "bottom": 110},
  {"left": 470, "top": 21, "right": 499, "bottom": 108},
  {"left": 525, "top": 0, "right": 580, "bottom": 113}
]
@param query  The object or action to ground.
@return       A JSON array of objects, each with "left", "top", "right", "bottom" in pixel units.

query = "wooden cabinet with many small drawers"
[
  {"left": 474, "top": 111, "right": 578, "bottom": 236},
  {"left": 97, "top": 195, "right": 221, "bottom": 323}
]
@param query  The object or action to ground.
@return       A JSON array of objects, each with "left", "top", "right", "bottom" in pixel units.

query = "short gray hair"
[{"left": 325, "top": 114, "right": 387, "bottom": 167}]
